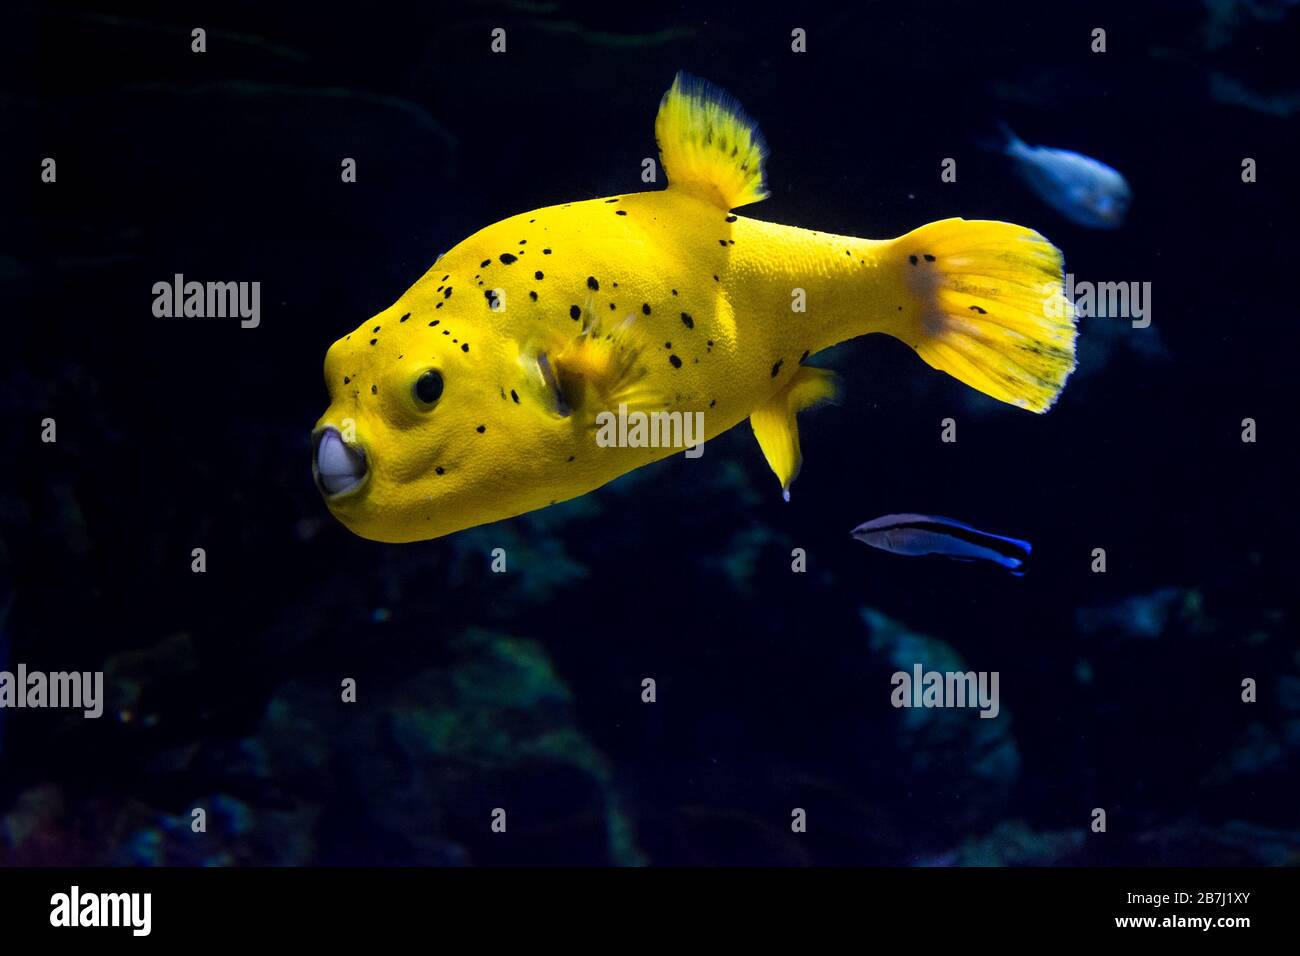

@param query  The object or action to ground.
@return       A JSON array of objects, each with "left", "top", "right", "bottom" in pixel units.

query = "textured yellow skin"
[
  {"left": 315, "top": 187, "right": 918, "bottom": 543},
  {"left": 315, "top": 73, "right": 1074, "bottom": 543}
]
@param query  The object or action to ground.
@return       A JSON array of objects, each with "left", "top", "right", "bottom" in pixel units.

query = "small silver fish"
[
  {"left": 989, "top": 124, "right": 1131, "bottom": 230},
  {"left": 851, "top": 513, "right": 1031, "bottom": 574}
]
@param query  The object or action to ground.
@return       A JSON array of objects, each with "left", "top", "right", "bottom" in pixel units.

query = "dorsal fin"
[{"left": 655, "top": 72, "right": 769, "bottom": 210}]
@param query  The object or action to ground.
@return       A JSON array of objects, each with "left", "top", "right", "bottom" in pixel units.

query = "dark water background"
[{"left": 3, "top": 0, "right": 1298, "bottom": 864}]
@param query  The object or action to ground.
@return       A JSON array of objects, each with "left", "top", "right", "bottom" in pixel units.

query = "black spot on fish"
[
  {"left": 369, "top": 338, "right": 377, "bottom": 346},
  {"left": 709, "top": 399, "right": 716, "bottom": 408},
  {"left": 587, "top": 276, "right": 599, "bottom": 291},
  {"left": 719, "top": 240, "right": 728, "bottom": 247},
  {"left": 534, "top": 271, "right": 544, "bottom": 280},
  {"left": 481, "top": 259, "right": 491, "bottom": 268},
  {"left": 372, "top": 325, "right": 381, "bottom": 333},
  {"left": 436, "top": 302, "right": 443, "bottom": 309},
  {"left": 437, "top": 286, "right": 443, "bottom": 292},
  {"left": 605, "top": 198, "right": 619, "bottom": 203},
  {"left": 725, "top": 215, "right": 737, "bottom": 222},
  {"left": 800, "top": 350, "right": 810, "bottom": 364},
  {"left": 969, "top": 305, "right": 987, "bottom": 314},
  {"left": 519, "top": 239, "right": 527, "bottom": 244},
  {"left": 846, "top": 250, "right": 851, "bottom": 256},
  {"left": 669, "top": 354, "right": 682, "bottom": 369},
  {"left": 499, "top": 253, "right": 517, "bottom": 265},
  {"left": 570, "top": 304, "right": 581, "bottom": 320},
  {"left": 642, "top": 303, "right": 651, "bottom": 315},
  {"left": 567, "top": 455, "right": 575, "bottom": 462},
  {"left": 484, "top": 290, "right": 498, "bottom": 306},
  {"left": 909, "top": 255, "right": 918, "bottom": 266},
  {"left": 609, "top": 303, "right": 616, "bottom": 310},
  {"left": 713, "top": 275, "right": 719, "bottom": 282},
  {"left": 435, "top": 466, "right": 445, "bottom": 475},
  {"left": 771, "top": 359, "right": 784, "bottom": 378},
  {"left": 616, "top": 210, "right": 627, "bottom": 215},
  {"left": 543, "top": 248, "right": 551, "bottom": 254},
  {"left": 461, "top": 343, "right": 469, "bottom": 352},
  {"left": 399, "top": 313, "right": 410, "bottom": 322},
  {"left": 671, "top": 289, "right": 678, "bottom": 296},
  {"left": 343, "top": 376, "right": 350, "bottom": 384},
  {"left": 924, "top": 254, "right": 936, "bottom": 262},
  {"left": 429, "top": 319, "right": 440, "bottom": 327},
  {"left": 680, "top": 312, "right": 694, "bottom": 329},
  {"left": 371, "top": 384, "right": 378, "bottom": 394},
  {"left": 511, "top": 389, "right": 520, "bottom": 404},
  {"left": 664, "top": 342, "right": 672, "bottom": 348},
  {"left": 443, "top": 287, "right": 453, "bottom": 298},
  {"left": 441, "top": 275, "right": 449, "bottom": 282},
  {"left": 707, "top": 339, "right": 714, "bottom": 348},
  {"left": 476, "top": 425, "right": 485, "bottom": 433},
  {"left": 529, "top": 291, "right": 538, "bottom": 301}
]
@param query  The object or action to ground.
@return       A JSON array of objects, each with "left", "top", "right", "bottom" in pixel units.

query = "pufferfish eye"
[{"left": 413, "top": 369, "right": 444, "bottom": 406}]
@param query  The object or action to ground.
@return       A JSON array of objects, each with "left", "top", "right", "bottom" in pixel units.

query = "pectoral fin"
[
  {"left": 749, "top": 366, "right": 841, "bottom": 498},
  {"left": 521, "top": 300, "right": 666, "bottom": 420}
]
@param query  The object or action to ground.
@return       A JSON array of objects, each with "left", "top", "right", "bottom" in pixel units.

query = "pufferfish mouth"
[{"left": 312, "top": 427, "right": 368, "bottom": 499}]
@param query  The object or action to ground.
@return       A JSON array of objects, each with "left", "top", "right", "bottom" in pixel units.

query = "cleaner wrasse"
[
  {"left": 852, "top": 514, "right": 1032, "bottom": 574},
  {"left": 313, "top": 73, "right": 1077, "bottom": 543}
]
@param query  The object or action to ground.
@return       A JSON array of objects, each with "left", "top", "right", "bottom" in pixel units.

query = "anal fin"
[{"left": 749, "top": 366, "right": 841, "bottom": 497}]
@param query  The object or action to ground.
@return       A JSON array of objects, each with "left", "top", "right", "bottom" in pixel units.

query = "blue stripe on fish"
[{"left": 851, "top": 513, "right": 1031, "bottom": 573}]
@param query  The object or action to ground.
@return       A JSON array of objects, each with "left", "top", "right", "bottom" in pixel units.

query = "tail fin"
[{"left": 889, "top": 218, "right": 1076, "bottom": 413}]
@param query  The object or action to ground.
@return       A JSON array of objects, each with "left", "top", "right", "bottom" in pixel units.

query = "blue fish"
[
  {"left": 987, "top": 123, "right": 1131, "bottom": 230},
  {"left": 851, "top": 514, "right": 1031, "bottom": 574}
]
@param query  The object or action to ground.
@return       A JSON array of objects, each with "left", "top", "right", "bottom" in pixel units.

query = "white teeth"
[
  {"left": 317, "top": 431, "right": 356, "bottom": 476},
  {"left": 316, "top": 430, "right": 366, "bottom": 496}
]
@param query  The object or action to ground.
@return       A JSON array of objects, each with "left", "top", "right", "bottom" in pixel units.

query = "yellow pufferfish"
[{"left": 313, "top": 73, "right": 1076, "bottom": 543}]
